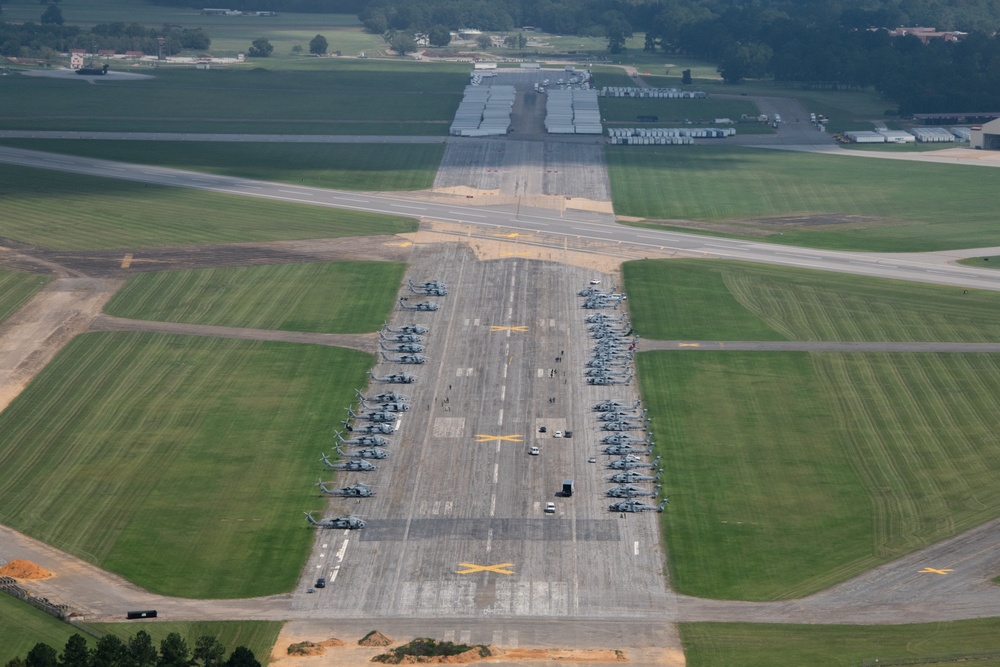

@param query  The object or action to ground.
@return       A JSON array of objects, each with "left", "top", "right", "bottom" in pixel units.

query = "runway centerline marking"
[
  {"left": 678, "top": 343, "right": 700, "bottom": 348},
  {"left": 121, "top": 253, "right": 133, "bottom": 269},
  {"left": 919, "top": 567, "right": 953, "bottom": 574},
  {"left": 474, "top": 433, "right": 523, "bottom": 443},
  {"left": 456, "top": 563, "right": 515, "bottom": 575}
]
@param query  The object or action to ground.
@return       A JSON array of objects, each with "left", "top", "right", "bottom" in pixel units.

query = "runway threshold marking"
[
  {"left": 919, "top": 567, "right": 953, "bottom": 574},
  {"left": 121, "top": 253, "right": 133, "bottom": 269},
  {"left": 456, "top": 563, "right": 515, "bottom": 575},
  {"left": 490, "top": 325, "right": 529, "bottom": 332},
  {"left": 678, "top": 342, "right": 700, "bottom": 348},
  {"left": 474, "top": 434, "right": 523, "bottom": 443}
]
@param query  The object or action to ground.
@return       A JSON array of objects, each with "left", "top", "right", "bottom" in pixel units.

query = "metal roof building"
[{"left": 971, "top": 118, "right": 1000, "bottom": 150}]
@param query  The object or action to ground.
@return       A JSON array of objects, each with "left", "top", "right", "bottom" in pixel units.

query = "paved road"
[
  {"left": 641, "top": 340, "right": 1000, "bottom": 353},
  {"left": 2, "top": 145, "right": 1000, "bottom": 292}
]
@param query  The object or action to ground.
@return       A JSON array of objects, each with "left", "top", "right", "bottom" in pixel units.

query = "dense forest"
[
  {"left": 4, "top": 632, "right": 261, "bottom": 667},
  {"left": 4, "top": 0, "right": 1000, "bottom": 113}
]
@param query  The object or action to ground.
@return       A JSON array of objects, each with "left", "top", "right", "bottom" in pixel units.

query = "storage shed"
[{"left": 971, "top": 118, "right": 1000, "bottom": 150}]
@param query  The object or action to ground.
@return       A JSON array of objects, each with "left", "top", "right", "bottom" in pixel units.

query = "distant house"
[{"left": 888, "top": 27, "right": 967, "bottom": 43}]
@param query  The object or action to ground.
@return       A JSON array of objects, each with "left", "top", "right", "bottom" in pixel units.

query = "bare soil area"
[{"left": 0, "top": 559, "right": 54, "bottom": 580}]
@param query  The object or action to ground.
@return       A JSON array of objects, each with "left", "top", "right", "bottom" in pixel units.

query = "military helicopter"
[
  {"left": 320, "top": 453, "right": 377, "bottom": 471},
  {"left": 358, "top": 398, "right": 409, "bottom": 413},
  {"left": 408, "top": 279, "right": 447, "bottom": 296},
  {"left": 380, "top": 342, "right": 425, "bottom": 354},
  {"left": 335, "top": 431, "right": 389, "bottom": 447},
  {"left": 606, "top": 484, "right": 661, "bottom": 499},
  {"left": 588, "top": 375, "right": 631, "bottom": 386},
  {"left": 305, "top": 512, "right": 366, "bottom": 529},
  {"left": 608, "top": 455, "right": 661, "bottom": 470},
  {"left": 370, "top": 371, "right": 417, "bottom": 384},
  {"left": 601, "top": 419, "right": 648, "bottom": 432},
  {"left": 357, "top": 389, "right": 408, "bottom": 404},
  {"left": 381, "top": 351, "right": 427, "bottom": 365},
  {"left": 398, "top": 298, "right": 439, "bottom": 312},
  {"left": 597, "top": 409, "right": 646, "bottom": 421},
  {"left": 603, "top": 443, "right": 654, "bottom": 456},
  {"left": 343, "top": 421, "right": 396, "bottom": 434},
  {"left": 379, "top": 331, "right": 423, "bottom": 343},
  {"left": 585, "top": 313, "right": 623, "bottom": 324},
  {"left": 317, "top": 481, "right": 375, "bottom": 498},
  {"left": 601, "top": 432, "right": 653, "bottom": 446},
  {"left": 608, "top": 469, "right": 663, "bottom": 484},
  {"left": 347, "top": 407, "right": 396, "bottom": 423},
  {"left": 593, "top": 399, "right": 640, "bottom": 412},
  {"left": 335, "top": 445, "right": 387, "bottom": 460},
  {"left": 608, "top": 498, "right": 667, "bottom": 513},
  {"left": 384, "top": 323, "right": 428, "bottom": 335}
]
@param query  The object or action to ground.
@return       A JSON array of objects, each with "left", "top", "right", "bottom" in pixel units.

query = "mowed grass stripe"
[
  {"left": 105, "top": 262, "right": 406, "bottom": 333},
  {"left": 1, "top": 141, "right": 445, "bottom": 192},
  {"left": 607, "top": 146, "right": 999, "bottom": 251},
  {"left": 625, "top": 259, "right": 1000, "bottom": 342},
  {"left": 0, "top": 164, "right": 415, "bottom": 250},
  {"left": 0, "top": 269, "right": 49, "bottom": 323},
  {"left": 680, "top": 619, "right": 1000, "bottom": 667},
  {"left": 640, "top": 351, "right": 1000, "bottom": 600},
  {"left": 0, "top": 332, "right": 372, "bottom": 598}
]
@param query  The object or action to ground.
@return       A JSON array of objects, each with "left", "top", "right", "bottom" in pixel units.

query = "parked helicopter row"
[
  {"left": 578, "top": 284, "right": 667, "bottom": 513},
  {"left": 305, "top": 304, "right": 439, "bottom": 531}
]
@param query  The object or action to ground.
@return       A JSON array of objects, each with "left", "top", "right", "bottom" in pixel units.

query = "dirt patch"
[
  {"left": 626, "top": 213, "right": 895, "bottom": 238},
  {"left": 499, "top": 648, "right": 626, "bottom": 662},
  {"left": 287, "top": 640, "right": 345, "bottom": 657},
  {"left": 0, "top": 559, "right": 54, "bottom": 580},
  {"left": 359, "top": 631, "right": 394, "bottom": 647}
]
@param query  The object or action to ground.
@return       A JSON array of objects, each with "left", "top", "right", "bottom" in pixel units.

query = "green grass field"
[
  {"left": 681, "top": 620, "right": 1000, "bottom": 667},
  {"left": 104, "top": 262, "right": 405, "bottom": 333},
  {"left": 608, "top": 146, "right": 1000, "bottom": 251},
  {"left": 0, "top": 164, "right": 415, "bottom": 250},
  {"left": 623, "top": 259, "right": 1000, "bottom": 342},
  {"left": 0, "top": 63, "right": 468, "bottom": 134},
  {"left": 0, "top": 141, "right": 444, "bottom": 191},
  {"left": 639, "top": 350, "right": 1000, "bottom": 600},
  {"left": 0, "top": 332, "right": 372, "bottom": 598},
  {"left": 958, "top": 256, "right": 1000, "bottom": 269},
  {"left": 0, "top": 595, "right": 93, "bottom": 664},
  {"left": 0, "top": 269, "right": 50, "bottom": 324}
]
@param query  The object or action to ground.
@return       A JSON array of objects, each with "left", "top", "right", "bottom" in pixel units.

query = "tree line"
[
  {"left": 0, "top": 19, "right": 210, "bottom": 58},
  {"left": 5, "top": 631, "right": 261, "bottom": 667}
]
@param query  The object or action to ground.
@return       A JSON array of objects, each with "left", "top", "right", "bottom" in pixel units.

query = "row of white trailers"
[
  {"left": 600, "top": 87, "right": 707, "bottom": 98},
  {"left": 844, "top": 127, "right": 971, "bottom": 143},
  {"left": 450, "top": 84, "right": 516, "bottom": 137},
  {"left": 609, "top": 127, "right": 736, "bottom": 142},
  {"left": 546, "top": 89, "right": 603, "bottom": 135}
]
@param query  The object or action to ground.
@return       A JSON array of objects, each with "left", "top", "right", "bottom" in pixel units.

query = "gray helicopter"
[
  {"left": 601, "top": 432, "right": 653, "bottom": 446},
  {"left": 601, "top": 419, "right": 648, "bottom": 432},
  {"left": 357, "top": 389, "right": 408, "bottom": 404},
  {"left": 606, "top": 484, "right": 661, "bottom": 499},
  {"left": 335, "top": 444, "right": 387, "bottom": 460},
  {"left": 593, "top": 399, "right": 640, "bottom": 412},
  {"left": 344, "top": 421, "right": 396, "bottom": 434},
  {"left": 379, "top": 331, "right": 424, "bottom": 343},
  {"left": 608, "top": 469, "right": 663, "bottom": 484},
  {"left": 398, "top": 298, "right": 439, "bottom": 312},
  {"left": 317, "top": 480, "right": 375, "bottom": 498},
  {"left": 381, "top": 351, "right": 427, "bottom": 365},
  {"left": 304, "top": 512, "right": 366, "bottom": 529},
  {"left": 335, "top": 431, "right": 390, "bottom": 447},
  {"left": 320, "top": 453, "right": 377, "bottom": 471},
  {"left": 347, "top": 407, "right": 395, "bottom": 423},
  {"left": 380, "top": 342, "right": 425, "bottom": 354},
  {"left": 608, "top": 498, "right": 667, "bottom": 513},
  {"left": 588, "top": 375, "right": 632, "bottom": 386},
  {"left": 608, "top": 455, "right": 661, "bottom": 470},
  {"left": 408, "top": 279, "right": 447, "bottom": 296},
  {"left": 358, "top": 398, "right": 409, "bottom": 413},
  {"left": 597, "top": 409, "right": 647, "bottom": 421},
  {"left": 370, "top": 371, "right": 417, "bottom": 384},
  {"left": 384, "top": 323, "right": 428, "bottom": 335},
  {"left": 603, "top": 443, "right": 654, "bottom": 456}
]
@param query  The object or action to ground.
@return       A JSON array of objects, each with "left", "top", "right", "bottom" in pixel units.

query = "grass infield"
[
  {"left": 680, "top": 620, "right": 1000, "bottom": 667},
  {"left": 0, "top": 594, "right": 92, "bottom": 664},
  {"left": 0, "top": 269, "right": 50, "bottom": 324},
  {"left": 607, "top": 146, "right": 999, "bottom": 251},
  {"left": 0, "top": 332, "right": 372, "bottom": 598},
  {"left": 0, "top": 141, "right": 443, "bottom": 192},
  {"left": 105, "top": 262, "right": 406, "bottom": 333},
  {"left": 640, "top": 350, "right": 1000, "bottom": 600},
  {"left": 0, "top": 164, "right": 415, "bottom": 250},
  {"left": 623, "top": 259, "right": 1000, "bottom": 342}
]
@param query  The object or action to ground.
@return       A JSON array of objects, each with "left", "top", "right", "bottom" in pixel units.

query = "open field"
[
  {"left": 104, "top": 262, "right": 405, "bottom": 333},
  {"left": 90, "top": 621, "right": 283, "bottom": 665},
  {"left": 959, "top": 256, "right": 1000, "bottom": 269},
  {"left": 638, "top": 350, "right": 1000, "bottom": 600},
  {"left": 608, "top": 146, "right": 1000, "bottom": 251},
  {"left": 624, "top": 259, "right": 1000, "bottom": 342},
  {"left": 681, "top": 620, "right": 1000, "bottom": 667},
  {"left": 0, "top": 594, "right": 93, "bottom": 663},
  {"left": 0, "top": 64, "right": 467, "bottom": 134},
  {"left": 0, "top": 164, "right": 415, "bottom": 250},
  {"left": 0, "top": 141, "right": 444, "bottom": 191},
  {"left": 0, "top": 332, "right": 373, "bottom": 598},
  {"left": 0, "top": 269, "right": 50, "bottom": 324}
]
